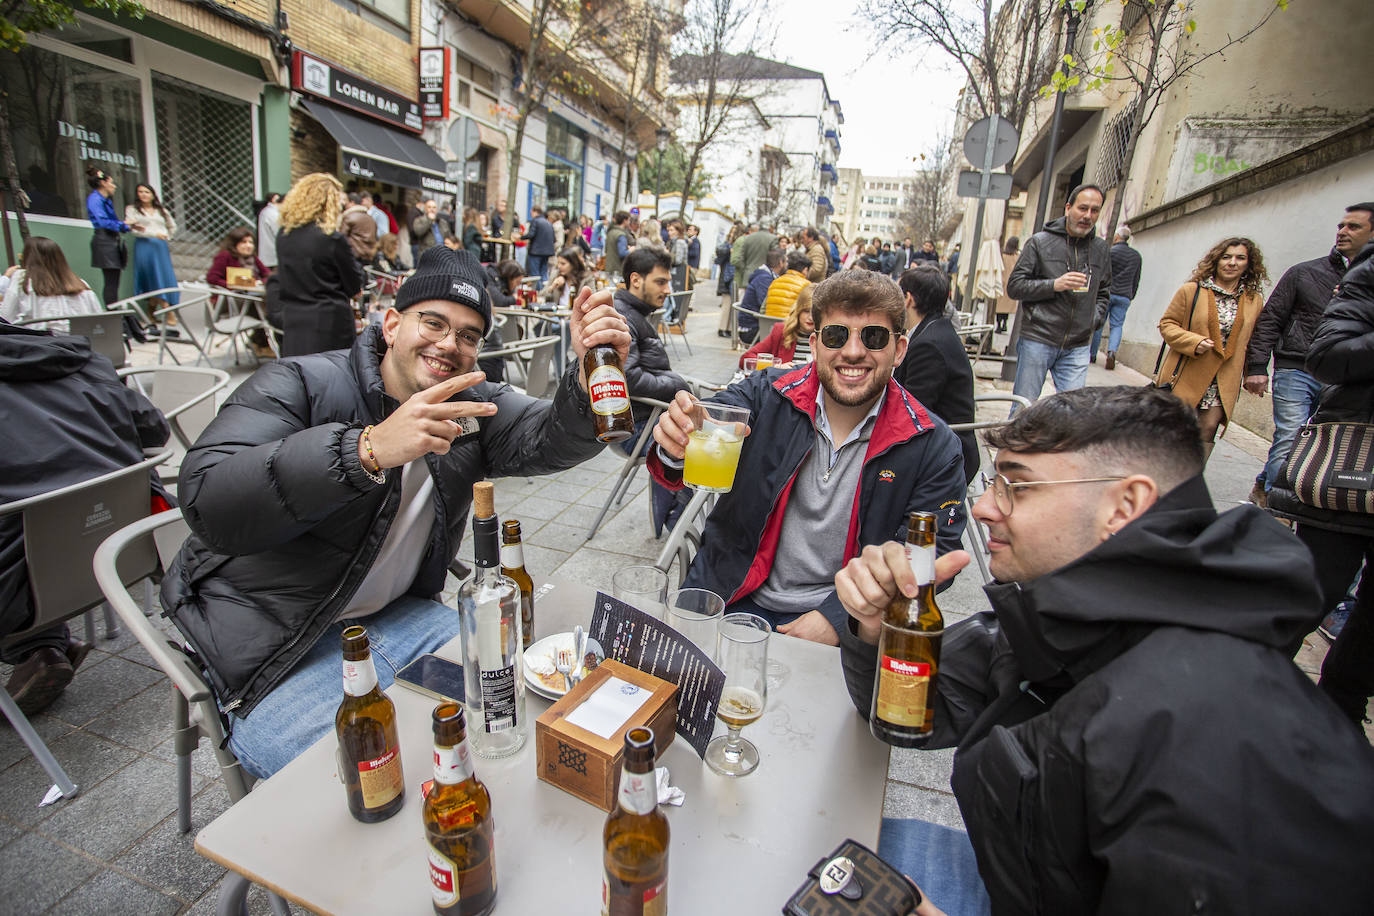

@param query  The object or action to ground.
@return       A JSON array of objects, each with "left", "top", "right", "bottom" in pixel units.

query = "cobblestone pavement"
[{"left": 1, "top": 291, "right": 1363, "bottom": 913}]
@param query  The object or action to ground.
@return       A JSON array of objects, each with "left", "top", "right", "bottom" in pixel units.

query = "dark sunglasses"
[{"left": 818, "top": 324, "right": 892, "bottom": 350}]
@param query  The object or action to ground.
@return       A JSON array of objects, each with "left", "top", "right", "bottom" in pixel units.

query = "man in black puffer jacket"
[
  {"left": 836, "top": 386, "right": 1374, "bottom": 915},
  {"left": 1269, "top": 239, "right": 1374, "bottom": 723},
  {"left": 162, "top": 247, "right": 630, "bottom": 778}
]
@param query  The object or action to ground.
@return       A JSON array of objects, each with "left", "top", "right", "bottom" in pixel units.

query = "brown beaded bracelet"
[{"left": 360, "top": 425, "right": 385, "bottom": 483}]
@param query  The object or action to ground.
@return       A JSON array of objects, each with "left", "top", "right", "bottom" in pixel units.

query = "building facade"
[{"left": 669, "top": 54, "right": 842, "bottom": 231}]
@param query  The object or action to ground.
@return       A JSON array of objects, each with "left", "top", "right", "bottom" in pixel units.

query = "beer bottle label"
[
  {"left": 875, "top": 654, "right": 931, "bottom": 727},
  {"left": 908, "top": 542, "right": 936, "bottom": 587},
  {"left": 342, "top": 656, "right": 378, "bottom": 697},
  {"left": 500, "top": 543, "right": 525, "bottom": 570},
  {"left": 603, "top": 874, "right": 667, "bottom": 916},
  {"left": 479, "top": 664, "right": 517, "bottom": 732},
  {"left": 588, "top": 365, "right": 630, "bottom": 416},
  {"left": 433, "top": 739, "right": 475, "bottom": 785},
  {"left": 617, "top": 768, "right": 657, "bottom": 816},
  {"left": 428, "top": 844, "right": 461, "bottom": 907},
  {"left": 357, "top": 745, "right": 404, "bottom": 808}
]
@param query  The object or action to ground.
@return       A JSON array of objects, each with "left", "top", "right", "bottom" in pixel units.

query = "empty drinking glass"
[
  {"left": 611, "top": 566, "right": 669, "bottom": 619},
  {"left": 665, "top": 588, "right": 725, "bottom": 653}
]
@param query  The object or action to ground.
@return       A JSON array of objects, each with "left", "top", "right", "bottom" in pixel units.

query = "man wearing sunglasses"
[
  {"left": 834, "top": 386, "right": 1374, "bottom": 914},
  {"left": 649, "top": 270, "right": 967, "bottom": 646},
  {"left": 160, "top": 245, "right": 631, "bottom": 778}
]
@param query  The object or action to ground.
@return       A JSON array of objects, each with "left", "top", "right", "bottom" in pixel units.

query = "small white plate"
[{"left": 523, "top": 632, "right": 603, "bottom": 700}]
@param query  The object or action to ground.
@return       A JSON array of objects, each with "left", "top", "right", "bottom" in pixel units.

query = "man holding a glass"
[{"left": 647, "top": 270, "right": 968, "bottom": 646}]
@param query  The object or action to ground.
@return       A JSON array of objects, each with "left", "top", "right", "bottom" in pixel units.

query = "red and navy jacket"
[{"left": 647, "top": 363, "right": 967, "bottom": 633}]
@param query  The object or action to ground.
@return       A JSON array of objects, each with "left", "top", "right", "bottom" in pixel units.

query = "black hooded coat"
[{"left": 840, "top": 476, "right": 1374, "bottom": 914}]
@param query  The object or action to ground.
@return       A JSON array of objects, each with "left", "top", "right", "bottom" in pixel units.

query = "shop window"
[
  {"left": 1, "top": 42, "right": 146, "bottom": 220},
  {"left": 546, "top": 115, "right": 587, "bottom": 165}
]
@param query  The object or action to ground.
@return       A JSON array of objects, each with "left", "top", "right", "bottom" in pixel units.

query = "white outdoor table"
[{"left": 195, "top": 576, "right": 889, "bottom": 914}]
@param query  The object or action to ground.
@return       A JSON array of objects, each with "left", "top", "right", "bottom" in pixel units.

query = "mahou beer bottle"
[
  {"left": 500, "top": 520, "right": 535, "bottom": 650},
  {"left": 335, "top": 625, "right": 405, "bottom": 822},
  {"left": 424, "top": 702, "right": 497, "bottom": 916},
  {"left": 603, "top": 727, "right": 669, "bottom": 916},
  {"left": 584, "top": 344, "right": 633, "bottom": 442},
  {"left": 870, "top": 512, "right": 945, "bottom": 747},
  {"left": 458, "top": 482, "right": 527, "bottom": 758}
]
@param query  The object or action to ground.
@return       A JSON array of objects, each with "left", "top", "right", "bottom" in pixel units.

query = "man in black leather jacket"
[
  {"left": 1269, "top": 239, "right": 1374, "bottom": 723},
  {"left": 1243, "top": 203, "right": 1373, "bottom": 506},
  {"left": 162, "top": 247, "right": 630, "bottom": 777},
  {"left": 1006, "top": 185, "right": 1112, "bottom": 410},
  {"left": 835, "top": 386, "right": 1374, "bottom": 915}
]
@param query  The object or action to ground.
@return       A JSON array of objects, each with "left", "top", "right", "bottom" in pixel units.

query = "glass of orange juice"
[
  {"left": 683, "top": 400, "right": 751, "bottom": 493},
  {"left": 754, "top": 352, "right": 775, "bottom": 370}
]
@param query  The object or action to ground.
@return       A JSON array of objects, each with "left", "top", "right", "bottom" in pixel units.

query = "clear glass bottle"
[{"left": 458, "top": 482, "right": 527, "bottom": 758}]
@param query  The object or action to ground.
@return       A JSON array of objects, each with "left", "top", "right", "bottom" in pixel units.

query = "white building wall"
[{"left": 1122, "top": 150, "right": 1374, "bottom": 433}]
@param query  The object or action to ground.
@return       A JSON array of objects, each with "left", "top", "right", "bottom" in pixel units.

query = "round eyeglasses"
[{"left": 988, "top": 473, "right": 1125, "bottom": 517}]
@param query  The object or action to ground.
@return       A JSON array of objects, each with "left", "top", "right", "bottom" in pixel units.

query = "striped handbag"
[{"left": 1276, "top": 422, "right": 1374, "bottom": 514}]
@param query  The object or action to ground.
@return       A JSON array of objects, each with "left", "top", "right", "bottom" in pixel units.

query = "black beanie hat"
[{"left": 394, "top": 245, "right": 492, "bottom": 334}]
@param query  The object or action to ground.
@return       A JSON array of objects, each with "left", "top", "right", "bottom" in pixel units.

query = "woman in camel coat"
[{"left": 1155, "top": 236, "right": 1268, "bottom": 463}]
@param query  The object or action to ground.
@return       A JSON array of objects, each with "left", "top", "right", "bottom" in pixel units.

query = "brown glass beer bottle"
[
  {"left": 870, "top": 511, "right": 945, "bottom": 747},
  {"left": 500, "top": 520, "right": 536, "bottom": 649},
  {"left": 424, "top": 702, "right": 497, "bottom": 916},
  {"left": 584, "top": 344, "right": 633, "bottom": 442},
  {"left": 602, "top": 726, "right": 669, "bottom": 915},
  {"left": 335, "top": 625, "right": 405, "bottom": 822}
]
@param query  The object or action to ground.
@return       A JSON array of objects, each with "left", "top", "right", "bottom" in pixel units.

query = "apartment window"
[
  {"left": 340, "top": 0, "right": 409, "bottom": 29},
  {"left": 646, "top": 25, "right": 661, "bottom": 87},
  {"left": 454, "top": 54, "right": 498, "bottom": 117}
]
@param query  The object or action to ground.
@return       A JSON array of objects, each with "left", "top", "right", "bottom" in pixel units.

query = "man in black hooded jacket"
[
  {"left": 835, "top": 386, "right": 1374, "bottom": 915},
  {"left": 2, "top": 322, "right": 170, "bottom": 713},
  {"left": 162, "top": 247, "right": 629, "bottom": 778}
]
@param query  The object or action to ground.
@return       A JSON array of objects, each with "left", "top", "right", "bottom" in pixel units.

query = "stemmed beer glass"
[{"left": 705, "top": 613, "right": 770, "bottom": 777}]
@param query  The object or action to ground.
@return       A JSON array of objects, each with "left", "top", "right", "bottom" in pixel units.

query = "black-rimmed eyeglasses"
[{"left": 408, "top": 310, "right": 483, "bottom": 353}]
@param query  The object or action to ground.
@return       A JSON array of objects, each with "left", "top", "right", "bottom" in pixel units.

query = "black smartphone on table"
[{"left": 394, "top": 654, "right": 465, "bottom": 703}]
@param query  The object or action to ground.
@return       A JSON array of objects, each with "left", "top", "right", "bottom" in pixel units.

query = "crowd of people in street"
[{"left": 3, "top": 157, "right": 1374, "bottom": 914}]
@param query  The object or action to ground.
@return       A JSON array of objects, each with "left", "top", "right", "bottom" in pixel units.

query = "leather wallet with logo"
[{"left": 783, "top": 839, "right": 922, "bottom": 916}]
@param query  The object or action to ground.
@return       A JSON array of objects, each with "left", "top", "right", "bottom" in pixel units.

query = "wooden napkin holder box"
[{"left": 535, "top": 658, "right": 677, "bottom": 811}]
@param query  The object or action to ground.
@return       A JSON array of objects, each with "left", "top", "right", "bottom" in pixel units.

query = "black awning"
[{"left": 301, "top": 100, "right": 458, "bottom": 196}]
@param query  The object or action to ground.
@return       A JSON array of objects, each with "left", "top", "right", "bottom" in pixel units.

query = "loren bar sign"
[{"left": 292, "top": 50, "right": 423, "bottom": 133}]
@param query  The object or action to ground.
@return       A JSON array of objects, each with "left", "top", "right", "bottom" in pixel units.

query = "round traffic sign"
[{"left": 963, "top": 116, "right": 1020, "bottom": 170}]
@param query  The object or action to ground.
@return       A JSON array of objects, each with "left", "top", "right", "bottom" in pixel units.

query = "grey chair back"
[
  {"left": 0, "top": 449, "right": 171, "bottom": 647},
  {"left": 68, "top": 312, "right": 131, "bottom": 369},
  {"left": 119, "top": 366, "right": 230, "bottom": 451}
]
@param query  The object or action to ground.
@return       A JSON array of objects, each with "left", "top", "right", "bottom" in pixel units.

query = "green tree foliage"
[{"left": 637, "top": 142, "right": 715, "bottom": 203}]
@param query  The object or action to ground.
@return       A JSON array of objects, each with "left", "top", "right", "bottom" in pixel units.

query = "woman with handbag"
[
  {"left": 85, "top": 167, "right": 139, "bottom": 308},
  {"left": 1154, "top": 237, "right": 1268, "bottom": 463}
]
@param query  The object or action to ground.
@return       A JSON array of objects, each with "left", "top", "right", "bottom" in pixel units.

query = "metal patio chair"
[
  {"left": 950, "top": 393, "right": 1032, "bottom": 584},
  {"left": 93, "top": 511, "right": 292, "bottom": 916},
  {"left": 0, "top": 448, "right": 172, "bottom": 802}
]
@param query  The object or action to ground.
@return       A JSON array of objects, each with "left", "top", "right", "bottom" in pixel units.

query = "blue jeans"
[
  {"left": 528, "top": 255, "right": 549, "bottom": 283},
  {"left": 1089, "top": 294, "right": 1131, "bottom": 360},
  {"left": 878, "top": 817, "right": 991, "bottom": 916},
  {"left": 227, "top": 595, "right": 462, "bottom": 779},
  {"left": 1011, "top": 337, "right": 1090, "bottom": 411},
  {"left": 1261, "top": 367, "right": 1322, "bottom": 491}
]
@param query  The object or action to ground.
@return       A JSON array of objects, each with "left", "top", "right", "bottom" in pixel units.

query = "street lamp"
[{"left": 653, "top": 126, "right": 671, "bottom": 216}]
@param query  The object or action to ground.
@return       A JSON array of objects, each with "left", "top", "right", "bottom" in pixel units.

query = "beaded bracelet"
[{"left": 359, "top": 425, "right": 386, "bottom": 485}]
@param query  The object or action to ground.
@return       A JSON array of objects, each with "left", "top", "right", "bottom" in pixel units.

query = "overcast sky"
[{"left": 771, "top": 5, "right": 967, "bottom": 175}]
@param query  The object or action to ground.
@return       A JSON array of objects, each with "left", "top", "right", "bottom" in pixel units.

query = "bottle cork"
[{"left": 472, "top": 481, "right": 495, "bottom": 519}]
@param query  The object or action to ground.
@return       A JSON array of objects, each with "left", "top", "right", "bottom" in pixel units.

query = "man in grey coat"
[
  {"left": 161, "top": 247, "right": 630, "bottom": 778},
  {"left": 1007, "top": 184, "right": 1112, "bottom": 410}
]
